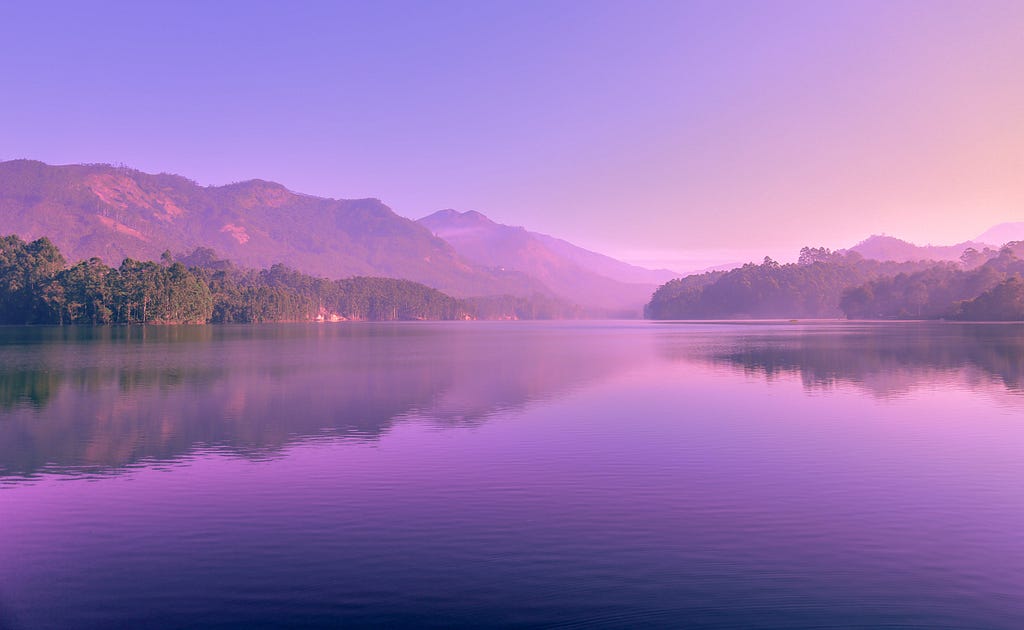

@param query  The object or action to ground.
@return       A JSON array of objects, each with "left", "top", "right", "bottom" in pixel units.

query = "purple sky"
[{"left": 2, "top": 0, "right": 1022, "bottom": 270}]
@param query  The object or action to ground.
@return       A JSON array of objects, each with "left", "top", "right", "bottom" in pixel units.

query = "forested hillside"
[
  {"left": 840, "top": 246, "right": 1024, "bottom": 320},
  {"left": 0, "top": 159, "right": 546, "bottom": 299},
  {"left": 646, "top": 244, "right": 1024, "bottom": 321},
  {"left": 0, "top": 235, "right": 577, "bottom": 324}
]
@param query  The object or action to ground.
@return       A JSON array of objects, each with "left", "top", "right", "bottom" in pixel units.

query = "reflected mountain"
[
  {"left": 0, "top": 323, "right": 651, "bottom": 480},
  {"left": 658, "top": 322, "right": 1024, "bottom": 397}
]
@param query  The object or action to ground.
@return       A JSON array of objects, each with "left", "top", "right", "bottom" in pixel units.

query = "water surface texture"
[{"left": 0, "top": 322, "right": 1021, "bottom": 629}]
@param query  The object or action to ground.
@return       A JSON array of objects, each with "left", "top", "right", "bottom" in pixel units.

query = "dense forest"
[
  {"left": 8, "top": 233, "right": 1024, "bottom": 324},
  {"left": 646, "top": 244, "right": 1024, "bottom": 321},
  {"left": 0, "top": 235, "right": 576, "bottom": 324}
]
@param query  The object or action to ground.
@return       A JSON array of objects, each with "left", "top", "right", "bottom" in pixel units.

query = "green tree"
[{"left": 0, "top": 235, "right": 66, "bottom": 323}]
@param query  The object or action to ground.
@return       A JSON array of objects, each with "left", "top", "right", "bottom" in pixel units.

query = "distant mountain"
[
  {"left": 527, "top": 233, "right": 680, "bottom": 285},
  {"left": 976, "top": 222, "right": 1024, "bottom": 246},
  {"left": 418, "top": 209, "right": 674, "bottom": 315},
  {"left": 0, "top": 160, "right": 547, "bottom": 298},
  {"left": 848, "top": 235, "right": 990, "bottom": 262}
]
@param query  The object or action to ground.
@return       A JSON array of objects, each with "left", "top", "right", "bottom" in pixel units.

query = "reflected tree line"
[
  {"left": 3, "top": 321, "right": 1021, "bottom": 480},
  {"left": 647, "top": 244, "right": 1024, "bottom": 320},
  {"left": 660, "top": 323, "right": 1024, "bottom": 395},
  {"left": 0, "top": 325, "right": 635, "bottom": 479}
]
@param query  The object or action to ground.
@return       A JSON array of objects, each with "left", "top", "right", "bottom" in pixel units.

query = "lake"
[{"left": 0, "top": 321, "right": 1021, "bottom": 629}]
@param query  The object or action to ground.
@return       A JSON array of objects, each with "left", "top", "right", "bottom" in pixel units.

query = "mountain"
[
  {"left": 976, "top": 222, "right": 1024, "bottom": 246},
  {"left": 848, "top": 235, "right": 991, "bottom": 262},
  {"left": 848, "top": 221, "right": 1024, "bottom": 264},
  {"left": 418, "top": 209, "right": 676, "bottom": 315},
  {"left": 527, "top": 233, "right": 680, "bottom": 285},
  {"left": 0, "top": 160, "right": 547, "bottom": 298}
]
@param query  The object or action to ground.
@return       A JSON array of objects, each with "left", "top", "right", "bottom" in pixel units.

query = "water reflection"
[
  {"left": 0, "top": 323, "right": 647, "bottom": 480},
  {"left": 3, "top": 322, "right": 1022, "bottom": 481},
  {"left": 657, "top": 322, "right": 1024, "bottom": 397}
]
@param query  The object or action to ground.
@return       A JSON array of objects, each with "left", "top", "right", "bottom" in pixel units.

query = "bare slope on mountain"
[
  {"left": 0, "top": 160, "right": 545, "bottom": 297},
  {"left": 418, "top": 209, "right": 666, "bottom": 315}
]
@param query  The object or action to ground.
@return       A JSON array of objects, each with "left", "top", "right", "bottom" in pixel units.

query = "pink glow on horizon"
[{"left": 0, "top": 1, "right": 1021, "bottom": 262}]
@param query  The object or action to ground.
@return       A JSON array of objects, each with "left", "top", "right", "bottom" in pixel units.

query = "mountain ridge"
[
  {"left": 6, "top": 159, "right": 1018, "bottom": 313},
  {"left": 847, "top": 234, "right": 993, "bottom": 263},
  {"left": 0, "top": 159, "right": 551, "bottom": 299},
  {"left": 418, "top": 209, "right": 676, "bottom": 315},
  {"left": 976, "top": 222, "right": 1024, "bottom": 246}
]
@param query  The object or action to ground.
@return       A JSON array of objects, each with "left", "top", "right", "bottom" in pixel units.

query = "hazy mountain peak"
[
  {"left": 849, "top": 234, "right": 989, "bottom": 263},
  {"left": 417, "top": 208, "right": 683, "bottom": 315},
  {"left": 976, "top": 222, "right": 1024, "bottom": 246}
]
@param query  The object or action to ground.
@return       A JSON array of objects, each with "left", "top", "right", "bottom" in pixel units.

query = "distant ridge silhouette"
[
  {"left": 420, "top": 209, "right": 680, "bottom": 315},
  {"left": 0, "top": 160, "right": 677, "bottom": 313}
]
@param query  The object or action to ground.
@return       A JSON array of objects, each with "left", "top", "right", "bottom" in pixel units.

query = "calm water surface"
[{"left": 0, "top": 321, "right": 1021, "bottom": 629}]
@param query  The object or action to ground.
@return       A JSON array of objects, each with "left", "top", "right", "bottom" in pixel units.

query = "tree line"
[
  {"left": 0, "top": 236, "right": 577, "bottom": 325},
  {"left": 839, "top": 245, "right": 1024, "bottom": 320},
  {"left": 646, "top": 244, "right": 1024, "bottom": 321}
]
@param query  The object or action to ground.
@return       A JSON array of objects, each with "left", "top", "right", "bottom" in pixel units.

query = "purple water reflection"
[{"left": 0, "top": 322, "right": 1021, "bottom": 628}]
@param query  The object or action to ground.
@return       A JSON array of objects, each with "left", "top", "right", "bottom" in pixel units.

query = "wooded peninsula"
[
  {"left": 646, "top": 244, "right": 1024, "bottom": 321},
  {"left": 0, "top": 235, "right": 580, "bottom": 324}
]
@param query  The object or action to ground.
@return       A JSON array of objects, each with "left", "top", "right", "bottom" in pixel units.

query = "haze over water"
[{"left": 0, "top": 321, "right": 1021, "bottom": 629}]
